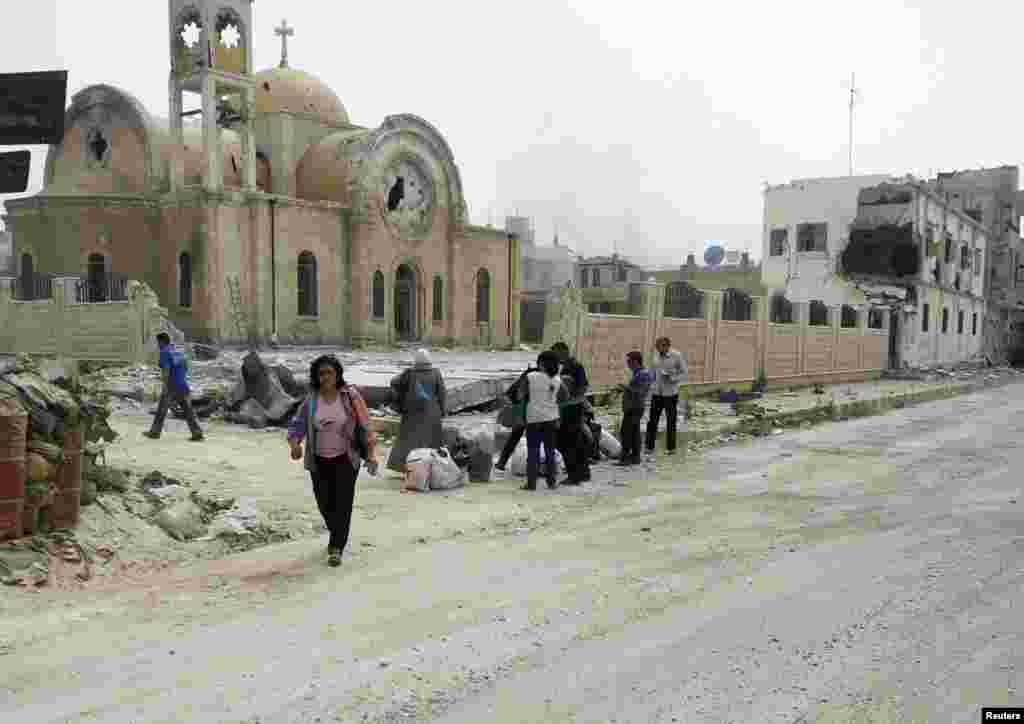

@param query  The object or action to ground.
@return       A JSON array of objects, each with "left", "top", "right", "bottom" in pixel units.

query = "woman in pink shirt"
[{"left": 287, "top": 355, "right": 378, "bottom": 567}]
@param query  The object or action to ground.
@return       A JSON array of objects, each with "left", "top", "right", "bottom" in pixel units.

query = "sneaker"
[
  {"left": 189, "top": 433, "right": 205, "bottom": 442},
  {"left": 546, "top": 479, "right": 559, "bottom": 489},
  {"left": 327, "top": 547, "right": 342, "bottom": 567},
  {"left": 143, "top": 431, "right": 160, "bottom": 440}
]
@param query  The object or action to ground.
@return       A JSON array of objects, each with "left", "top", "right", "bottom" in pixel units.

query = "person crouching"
[{"left": 287, "top": 355, "right": 379, "bottom": 567}]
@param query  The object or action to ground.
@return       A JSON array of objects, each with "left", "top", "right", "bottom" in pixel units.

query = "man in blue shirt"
[
  {"left": 144, "top": 332, "right": 204, "bottom": 441},
  {"left": 618, "top": 351, "right": 655, "bottom": 466}
]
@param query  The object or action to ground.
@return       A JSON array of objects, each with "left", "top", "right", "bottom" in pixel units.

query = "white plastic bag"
[
  {"left": 404, "top": 448, "right": 435, "bottom": 492},
  {"left": 508, "top": 439, "right": 564, "bottom": 477},
  {"left": 429, "top": 447, "right": 466, "bottom": 490},
  {"left": 599, "top": 429, "right": 622, "bottom": 458},
  {"left": 461, "top": 423, "right": 496, "bottom": 455}
]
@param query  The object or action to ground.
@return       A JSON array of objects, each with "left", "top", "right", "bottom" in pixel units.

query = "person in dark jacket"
[
  {"left": 618, "top": 350, "right": 655, "bottom": 466},
  {"left": 551, "top": 341, "right": 591, "bottom": 485},
  {"left": 287, "top": 355, "right": 378, "bottom": 568},
  {"left": 386, "top": 349, "right": 446, "bottom": 473},
  {"left": 495, "top": 365, "right": 535, "bottom": 472}
]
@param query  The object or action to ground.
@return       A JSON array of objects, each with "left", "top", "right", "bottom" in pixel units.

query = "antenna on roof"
[{"left": 847, "top": 72, "right": 860, "bottom": 177}]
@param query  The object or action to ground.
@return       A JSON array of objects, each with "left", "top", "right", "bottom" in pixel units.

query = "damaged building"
[
  {"left": 763, "top": 174, "right": 989, "bottom": 368},
  {"left": 925, "top": 166, "right": 1024, "bottom": 363},
  {"left": 1, "top": 1, "right": 520, "bottom": 348}
]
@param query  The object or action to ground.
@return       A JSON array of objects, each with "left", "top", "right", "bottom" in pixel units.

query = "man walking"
[
  {"left": 646, "top": 336, "right": 687, "bottom": 456},
  {"left": 144, "top": 332, "right": 204, "bottom": 441},
  {"left": 619, "top": 351, "right": 654, "bottom": 466},
  {"left": 551, "top": 341, "right": 591, "bottom": 485}
]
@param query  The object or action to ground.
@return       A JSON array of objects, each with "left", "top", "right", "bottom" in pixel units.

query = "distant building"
[
  {"left": 506, "top": 216, "right": 577, "bottom": 342},
  {"left": 576, "top": 253, "right": 646, "bottom": 313},
  {"left": 762, "top": 173, "right": 990, "bottom": 368}
]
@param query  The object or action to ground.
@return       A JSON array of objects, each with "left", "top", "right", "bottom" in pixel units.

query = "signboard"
[
  {"left": 724, "top": 249, "right": 741, "bottom": 265},
  {"left": 0, "top": 150, "right": 30, "bottom": 193},
  {"left": 0, "top": 71, "right": 68, "bottom": 145}
]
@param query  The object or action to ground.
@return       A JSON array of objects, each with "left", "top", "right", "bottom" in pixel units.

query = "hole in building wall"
[
  {"left": 218, "top": 23, "right": 240, "bottom": 48},
  {"left": 387, "top": 176, "right": 405, "bottom": 212},
  {"left": 88, "top": 130, "right": 109, "bottom": 163}
]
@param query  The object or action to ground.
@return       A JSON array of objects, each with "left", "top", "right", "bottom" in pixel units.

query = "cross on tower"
[{"left": 274, "top": 19, "right": 294, "bottom": 68}]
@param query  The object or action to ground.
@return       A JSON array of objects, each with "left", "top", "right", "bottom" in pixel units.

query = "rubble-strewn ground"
[{"left": 3, "top": 370, "right": 1024, "bottom": 723}]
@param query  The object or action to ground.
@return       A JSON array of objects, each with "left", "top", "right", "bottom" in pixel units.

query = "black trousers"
[
  {"left": 620, "top": 410, "right": 644, "bottom": 461},
  {"left": 498, "top": 424, "right": 526, "bottom": 465},
  {"left": 646, "top": 394, "right": 679, "bottom": 452},
  {"left": 558, "top": 406, "right": 591, "bottom": 481},
  {"left": 310, "top": 455, "right": 360, "bottom": 551},
  {"left": 150, "top": 387, "right": 202, "bottom": 436}
]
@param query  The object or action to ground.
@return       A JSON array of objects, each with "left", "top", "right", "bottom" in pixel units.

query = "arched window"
[
  {"left": 808, "top": 299, "right": 829, "bottom": 326},
  {"left": 87, "top": 253, "right": 108, "bottom": 302},
  {"left": 664, "top": 281, "right": 703, "bottom": 319},
  {"left": 297, "top": 251, "right": 318, "bottom": 316},
  {"left": 770, "top": 294, "right": 794, "bottom": 323},
  {"left": 432, "top": 276, "right": 444, "bottom": 322},
  {"left": 841, "top": 305, "right": 858, "bottom": 328},
  {"left": 371, "top": 270, "right": 385, "bottom": 319},
  {"left": 18, "top": 253, "right": 33, "bottom": 300},
  {"left": 178, "top": 252, "right": 192, "bottom": 308},
  {"left": 721, "top": 288, "right": 753, "bottom": 321},
  {"left": 476, "top": 269, "right": 491, "bottom": 323}
]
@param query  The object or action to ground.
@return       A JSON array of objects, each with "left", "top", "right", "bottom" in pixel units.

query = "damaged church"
[
  {"left": 1, "top": 1, "right": 520, "bottom": 348},
  {"left": 762, "top": 174, "right": 990, "bottom": 369}
]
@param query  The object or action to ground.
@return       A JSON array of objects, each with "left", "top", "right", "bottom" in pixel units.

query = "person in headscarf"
[{"left": 386, "top": 348, "right": 447, "bottom": 473}]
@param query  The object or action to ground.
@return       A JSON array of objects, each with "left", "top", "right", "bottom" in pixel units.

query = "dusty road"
[{"left": 4, "top": 381, "right": 1024, "bottom": 723}]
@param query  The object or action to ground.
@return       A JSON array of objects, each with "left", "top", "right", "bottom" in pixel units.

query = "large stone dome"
[{"left": 253, "top": 67, "right": 350, "bottom": 126}]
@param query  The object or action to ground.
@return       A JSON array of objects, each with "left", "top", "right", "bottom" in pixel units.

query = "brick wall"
[{"left": 546, "top": 283, "right": 888, "bottom": 390}]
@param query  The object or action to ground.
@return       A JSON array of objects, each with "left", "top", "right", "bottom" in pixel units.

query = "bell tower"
[{"left": 168, "top": 0, "right": 257, "bottom": 192}]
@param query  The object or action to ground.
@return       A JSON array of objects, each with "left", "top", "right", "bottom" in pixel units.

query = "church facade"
[{"left": 4, "top": 0, "right": 521, "bottom": 347}]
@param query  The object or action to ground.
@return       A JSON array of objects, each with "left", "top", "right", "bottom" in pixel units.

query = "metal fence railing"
[
  {"left": 74, "top": 274, "right": 129, "bottom": 304},
  {"left": 12, "top": 273, "right": 53, "bottom": 301}
]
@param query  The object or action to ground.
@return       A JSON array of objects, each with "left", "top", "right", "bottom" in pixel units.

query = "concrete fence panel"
[
  {"left": 766, "top": 324, "right": 801, "bottom": 378},
  {"left": 715, "top": 321, "right": 758, "bottom": 382},
  {"left": 660, "top": 318, "right": 710, "bottom": 383},
  {"left": 803, "top": 325, "right": 836, "bottom": 375}
]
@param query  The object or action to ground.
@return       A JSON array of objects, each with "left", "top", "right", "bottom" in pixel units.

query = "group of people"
[
  {"left": 497, "top": 337, "right": 688, "bottom": 492},
  {"left": 142, "top": 331, "right": 687, "bottom": 568}
]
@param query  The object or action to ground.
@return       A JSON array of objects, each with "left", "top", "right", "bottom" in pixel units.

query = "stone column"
[
  {"left": 240, "top": 86, "right": 257, "bottom": 191},
  {"left": 829, "top": 304, "right": 840, "bottom": 372},
  {"left": 795, "top": 301, "right": 810, "bottom": 376},
  {"left": 508, "top": 233, "right": 522, "bottom": 347},
  {"left": 754, "top": 296, "right": 768, "bottom": 383},
  {"left": 202, "top": 73, "right": 223, "bottom": 193}
]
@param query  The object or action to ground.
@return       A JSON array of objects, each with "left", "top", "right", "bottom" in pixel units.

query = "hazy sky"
[{"left": 1, "top": 1, "right": 1021, "bottom": 265}]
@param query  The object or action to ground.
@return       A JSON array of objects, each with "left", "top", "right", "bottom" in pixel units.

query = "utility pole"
[{"left": 848, "top": 72, "right": 859, "bottom": 177}]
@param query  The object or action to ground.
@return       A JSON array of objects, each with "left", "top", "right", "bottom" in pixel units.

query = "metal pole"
[{"left": 848, "top": 72, "right": 856, "bottom": 176}]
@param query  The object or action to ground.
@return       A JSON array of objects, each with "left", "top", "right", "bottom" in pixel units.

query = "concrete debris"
[{"left": 153, "top": 499, "right": 208, "bottom": 541}]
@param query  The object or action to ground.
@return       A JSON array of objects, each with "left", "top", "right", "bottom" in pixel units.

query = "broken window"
[
  {"left": 944, "top": 234, "right": 953, "bottom": 264},
  {"left": 297, "top": 252, "right": 317, "bottom": 316},
  {"left": 579, "top": 269, "right": 588, "bottom": 288},
  {"left": 721, "top": 288, "right": 753, "bottom": 321},
  {"left": 770, "top": 229, "right": 788, "bottom": 256},
  {"left": 769, "top": 294, "right": 793, "bottom": 323},
  {"left": 867, "top": 309, "right": 884, "bottom": 330},
  {"left": 974, "top": 249, "right": 982, "bottom": 276},
  {"left": 922, "top": 303, "right": 930, "bottom": 332},
  {"left": 591, "top": 268, "right": 600, "bottom": 287},
  {"left": 808, "top": 300, "right": 829, "bottom": 326},
  {"left": 664, "top": 282, "right": 703, "bottom": 319},
  {"left": 214, "top": 10, "right": 244, "bottom": 74},
  {"left": 973, "top": 312, "right": 978, "bottom": 336},
  {"left": 476, "top": 269, "right": 491, "bottom": 323},
  {"left": 942, "top": 307, "right": 949, "bottom": 333},
  {"left": 796, "top": 223, "right": 827, "bottom": 252},
  {"left": 958, "top": 309, "right": 964, "bottom": 334},
  {"left": 616, "top": 265, "right": 627, "bottom": 282},
  {"left": 432, "top": 276, "right": 443, "bottom": 322},
  {"left": 841, "top": 305, "right": 858, "bottom": 328},
  {"left": 178, "top": 252, "right": 192, "bottom": 308},
  {"left": 371, "top": 270, "right": 385, "bottom": 319},
  {"left": 961, "top": 245, "right": 970, "bottom": 270},
  {"left": 173, "top": 10, "right": 205, "bottom": 77},
  {"left": 386, "top": 176, "right": 405, "bottom": 212},
  {"left": 86, "top": 128, "right": 109, "bottom": 164},
  {"left": 841, "top": 223, "right": 919, "bottom": 279}
]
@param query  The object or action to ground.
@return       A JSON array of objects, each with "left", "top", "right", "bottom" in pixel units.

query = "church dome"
[
  {"left": 295, "top": 129, "right": 367, "bottom": 204},
  {"left": 253, "top": 67, "right": 350, "bottom": 126}
]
